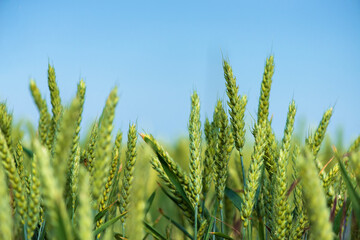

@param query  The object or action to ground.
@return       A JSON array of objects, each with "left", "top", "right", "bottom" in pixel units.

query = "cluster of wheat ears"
[{"left": 0, "top": 56, "right": 359, "bottom": 240}]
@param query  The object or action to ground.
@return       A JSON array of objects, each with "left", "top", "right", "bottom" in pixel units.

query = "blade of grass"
[
  {"left": 332, "top": 198, "right": 350, "bottom": 235},
  {"left": 337, "top": 156, "right": 360, "bottom": 228},
  {"left": 145, "top": 190, "right": 157, "bottom": 215},
  {"left": 93, "top": 212, "right": 127, "bottom": 236},
  {"left": 225, "top": 187, "right": 243, "bottom": 211},
  {"left": 143, "top": 221, "right": 167, "bottom": 240},
  {"left": 204, "top": 200, "right": 218, "bottom": 240},
  {"left": 159, "top": 208, "right": 193, "bottom": 239}
]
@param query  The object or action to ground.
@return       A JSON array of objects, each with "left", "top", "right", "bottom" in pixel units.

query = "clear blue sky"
[{"left": 1, "top": 1, "right": 359, "bottom": 145}]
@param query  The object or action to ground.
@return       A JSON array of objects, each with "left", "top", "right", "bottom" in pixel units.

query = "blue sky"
[{"left": 0, "top": 1, "right": 359, "bottom": 145}]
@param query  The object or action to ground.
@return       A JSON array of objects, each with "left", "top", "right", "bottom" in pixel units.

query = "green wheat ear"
[
  {"left": 47, "top": 64, "right": 63, "bottom": 149},
  {"left": 241, "top": 121, "right": 266, "bottom": 227},
  {"left": 188, "top": 91, "right": 202, "bottom": 238},
  {"left": 119, "top": 123, "right": 137, "bottom": 237},
  {"left": 0, "top": 103, "right": 13, "bottom": 154},
  {"left": 189, "top": 91, "right": 202, "bottom": 203},
  {"left": 202, "top": 118, "right": 214, "bottom": 196},
  {"left": 257, "top": 55, "right": 274, "bottom": 124},
  {"left": 223, "top": 59, "right": 247, "bottom": 152},
  {"left": 0, "top": 154, "right": 13, "bottom": 240},
  {"left": 214, "top": 100, "right": 233, "bottom": 209},
  {"left": 307, "top": 107, "right": 333, "bottom": 158},
  {"left": 223, "top": 59, "right": 248, "bottom": 189},
  {"left": 0, "top": 126, "right": 27, "bottom": 224},
  {"left": 270, "top": 100, "right": 296, "bottom": 240},
  {"left": 297, "top": 148, "right": 334, "bottom": 240},
  {"left": 92, "top": 87, "right": 118, "bottom": 205},
  {"left": 52, "top": 96, "right": 82, "bottom": 193},
  {"left": 29, "top": 79, "right": 51, "bottom": 146}
]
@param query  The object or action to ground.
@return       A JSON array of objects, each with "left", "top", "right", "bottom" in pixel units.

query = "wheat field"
[{"left": 0, "top": 56, "right": 359, "bottom": 240}]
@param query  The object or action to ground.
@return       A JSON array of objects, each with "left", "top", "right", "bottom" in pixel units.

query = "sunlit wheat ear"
[
  {"left": 29, "top": 79, "right": 44, "bottom": 111},
  {"left": 0, "top": 127, "right": 27, "bottom": 224},
  {"left": 257, "top": 55, "right": 274, "bottom": 124},
  {"left": 39, "top": 99, "right": 51, "bottom": 147},
  {"left": 202, "top": 118, "right": 214, "bottom": 196},
  {"left": 297, "top": 148, "right": 334, "bottom": 240},
  {"left": 64, "top": 80, "right": 86, "bottom": 205},
  {"left": 47, "top": 64, "right": 62, "bottom": 149},
  {"left": 92, "top": 87, "right": 118, "bottom": 205},
  {"left": 52, "top": 97, "right": 81, "bottom": 193},
  {"left": 14, "top": 142, "right": 25, "bottom": 185},
  {"left": 270, "top": 100, "right": 296, "bottom": 239},
  {"left": 119, "top": 123, "right": 137, "bottom": 237},
  {"left": 263, "top": 120, "right": 277, "bottom": 179},
  {"left": 214, "top": 101, "right": 233, "bottom": 209},
  {"left": 305, "top": 107, "right": 333, "bottom": 188},
  {"left": 241, "top": 121, "right": 266, "bottom": 227},
  {"left": 30, "top": 79, "right": 51, "bottom": 144},
  {"left": 223, "top": 59, "right": 247, "bottom": 152},
  {"left": 86, "top": 122, "right": 98, "bottom": 173},
  {"left": 0, "top": 155, "right": 13, "bottom": 240},
  {"left": 202, "top": 100, "right": 222, "bottom": 197},
  {"left": 0, "top": 103, "right": 13, "bottom": 154},
  {"left": 105, "top": 130, "right": 123, "bottom": 221},
  {"left": 189, "top": 91, "right": 202, "bottom": 202},
  {"left": 307, "top": 107, "right": 333, "bottom": 158},
  {"left": 188, "top": 91, "right": 202, "bottom": 238}
]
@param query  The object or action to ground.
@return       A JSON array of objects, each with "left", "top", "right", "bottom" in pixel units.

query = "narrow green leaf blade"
[
  {"left": 204, "top": 200, "right": 218, "bottom": 240},
  {"left": 94, "top": 207, "right": 109, "bottom": 222},
  {"left": 332, "top": 199, "right": 350, "bottom": 235},
  {"left": 211, "top": 232, "right": 234, "bottom": 239},
  {"left": 93, "top": 212, "right": 127, "bottom": 236},
  {"left": 159, "top": 210, "right": 193, "bottom": 239},
  {"left": 143, "top": 221, "right": 167, "bottom": 240},
  {"left": 225, "top": 186, "right": 243, "bottom": 211},
  {"left": 337, "top": 157, "right": 360, "bottom": 227},
  {"left": 145, "top": 190, "right": 157, "bottom": 215}
]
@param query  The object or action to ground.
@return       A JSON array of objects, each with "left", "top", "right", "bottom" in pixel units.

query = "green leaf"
[
  {"left": 211, "top": 232, "right": 234, "bottom": 239},
  {"left": 332, "top": 199, "right": 350, "bottom": 235},
  {"left": 143, "top": 221, "right": 167, "bottom": 240},
  {"left": 37, "top": 220, "right": 46, "bottom": 240},
  {"left": 94, "top": 207, "right": 109, "bottom": 222},
  {"left": 159, "top": 209, "right": 193, "bottom": 239},
  {"left": 337, "top": 156, "right": 360, "bottom": 227},
  {"left": 93, "top": 212, "right": 127, "bottom": 236},
  {"left": 145, "top": 190, "right": 157, "bottom": 215},
  {"left": 204, "top": 200, "right": 218, "bottom": 240},
  {"left": 225, "top": 187, "right": 243, "bottom": 211},
  {"left": 22, "top": 145, "right": 34, "bottom": 158}
]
